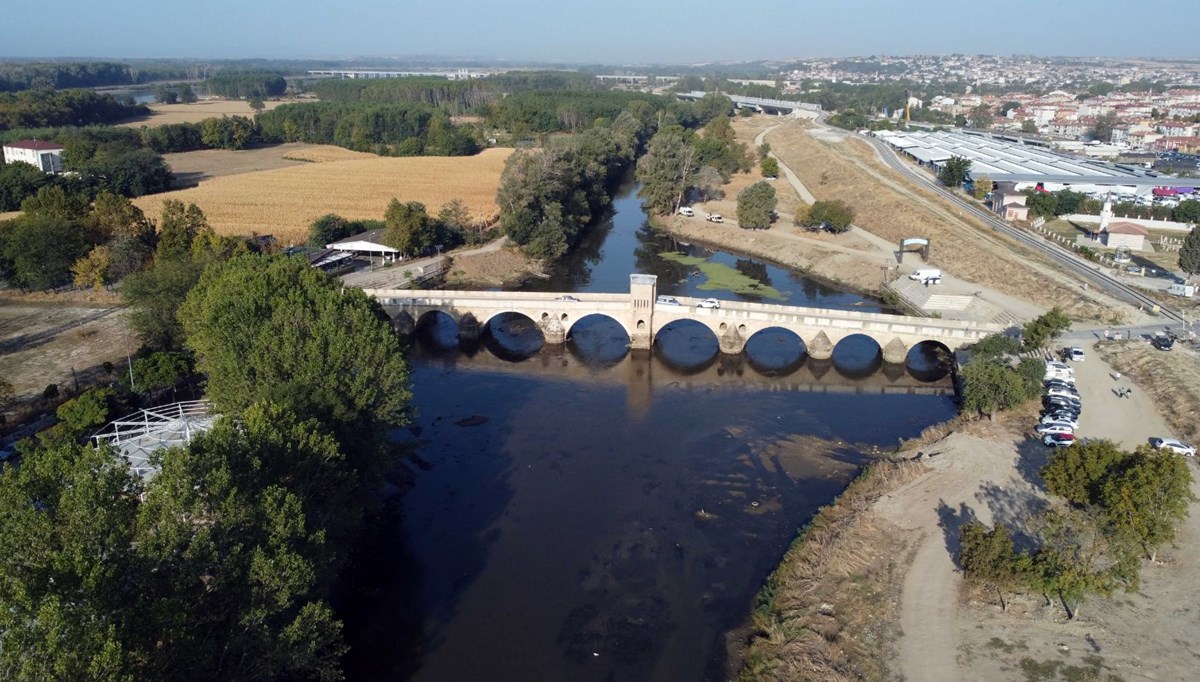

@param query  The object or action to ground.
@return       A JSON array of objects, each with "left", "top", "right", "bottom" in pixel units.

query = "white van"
[
  {"left": 908, "top": 268, "right": 942, "bottom": 283},
  {"left": 677, "top": 206, "right": 695, "bottom": 217}
]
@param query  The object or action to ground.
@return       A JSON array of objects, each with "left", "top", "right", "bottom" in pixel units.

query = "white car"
[
  {"left": 705, "top": 213, "right": 724, "bottom": 223},
  {"left": 1040, "top": 413, "right": 1078, "bottom": 427},
  {"left": 1067, "top": 347, "right": 1086, "bottom": 362},
  {"left": 1036, "top": 423, "right": 1075, "bottom": 436},
  {"left": 1150, "top": 438, "right": 1197, "bottom": 457},
  {"left": 677, "top": 207, "right": 695, "bottom": 217},
  {"left": 1045, "top": 387, "right": 1081, "bottom": 401},
  {"left": 655, "top": 295, "right": 682, "bottom": 306},
  {"left": 1044, "top": 368, "right": 1075, "bottom": 382},
  {"left": 1045, "top": 360, "right": 1073, "bottom": 373},
  {"left": 696, "top": 298, "right": 721, "bottom": 309}
]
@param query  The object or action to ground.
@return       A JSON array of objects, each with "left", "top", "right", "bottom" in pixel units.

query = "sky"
[{"left": 6, "top": 0, "right": 1199, "bottom": 63}]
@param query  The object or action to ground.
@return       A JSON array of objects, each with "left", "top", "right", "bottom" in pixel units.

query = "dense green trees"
[
  {"left": 805, "top": 199, "right": 855, "bottom": 233},
  {"left": 1022, "top": 307, "right": 1071, "bottom": 350},
  {"left": 736, "top": 181, "right": 776, "bottom": 229},
  {"left": 760, "top": 156, "right": 779, "bottom": 178},
  {"left": 383, "top": 199, "right": 438, "bottom": 255},
  {"left": 0, "top": 160, "right": 50, "bottom": 210},
  {"left": 312, "top": 77, "right": 497, "bottom": 114},
  {"left": 199, "top": 115, "right": 256, "bottom": 150},
  {"left": 938, "top": 156, "right": 972, "bottom": 188},
  {"left": 0, "top": 89, "right": 145, "bottom": 129},
  {"left": 205, "top": 72, "right": 287, "bottom": 99},
  {"left": 0, "top": 187, "right": 97, "bottom": 290},
  {"left": 500, "top": 119, "right": 641, "bottom": 259},
  {"left": 256, "top": 102, "right": 478, "bottom": 156},
  {"left": 636, "top": 126, "right": 699, "bottom": 215},
  {"left": 960, "top": 356, "right": 1038, "bottom": 417}
]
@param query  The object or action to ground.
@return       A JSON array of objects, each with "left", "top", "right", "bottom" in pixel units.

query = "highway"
[{"left": 850, "top": 129, "right": 1184, "bottom": 323}]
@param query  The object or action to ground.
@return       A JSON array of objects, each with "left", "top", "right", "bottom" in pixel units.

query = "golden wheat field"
[
  {"left": 133, "top": 147, "right": 513, "bottom": 245},
  {"left": 119, "top": 99, "right": 300, "bottom": 127}
]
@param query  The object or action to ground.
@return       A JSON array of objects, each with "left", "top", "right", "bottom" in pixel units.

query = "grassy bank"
[{"left": 736, "top": 458, "right": 925, "bottom": 682}]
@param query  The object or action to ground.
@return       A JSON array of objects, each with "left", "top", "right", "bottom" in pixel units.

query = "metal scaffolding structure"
[{"left": 92, "top": 401, "right": 217, "bottom": 479}]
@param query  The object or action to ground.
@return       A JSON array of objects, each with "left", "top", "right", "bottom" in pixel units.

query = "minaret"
[{"left": 1099, "top": 193, "right": 1113, "bottom": 232}]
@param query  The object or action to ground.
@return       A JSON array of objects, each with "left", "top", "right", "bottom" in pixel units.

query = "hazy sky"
[{"left": 7, "top": 0, "right": 1199, "bottom": 63}]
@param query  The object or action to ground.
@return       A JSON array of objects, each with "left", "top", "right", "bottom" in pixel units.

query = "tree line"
[
  {"left": 0, "top": 88, "right": 146, "bottom": 129},
  {"left": 204, "top": 71, "right": 288, "bottom": 99},
  {"left": 310, "top": 77, "right": 497, "bottom": 114},
  {"left": 256, "top": 102, "right": 479, "bottom": 156},
  {"left": 0, "top": 61, "right": 192, "bottom": 92}
]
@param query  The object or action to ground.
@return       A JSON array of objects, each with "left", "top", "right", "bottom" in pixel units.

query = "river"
[{"left": 339, "top": 176, "right": 955, "bottom": 681}]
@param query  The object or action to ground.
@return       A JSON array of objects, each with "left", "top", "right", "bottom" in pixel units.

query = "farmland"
[
  {"left": 133, "top": 147, "right": 513, "bottom": 245},
  {"left": 163, "top": 142, "right": 374, "bottom": 187},
  {"left": 119, "top": 98, "right": 301, "bottom": 127}
]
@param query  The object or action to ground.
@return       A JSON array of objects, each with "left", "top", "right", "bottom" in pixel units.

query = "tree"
[
  {"left": 736, "top": 181, "right": 777, "bottom": 230},
  {"left": 760, "top": 156, "right": 779, "bottom": 178},
  {"left": 959, "top": 521, "right": 1026, "bottom": 611},
  {"left": 1174, "top": 200, "right": 1200, "bottom": 225},
  {"left": 960, "top": 358, "right": 1030, "bottom": 418},
  {"left": 127, "top": 351, "right": 192, "bottom": 392},
  {"left": 199, "top": 116, "right": 255, "bottom": 150},
  {"left": 1023, "top": 190, "right": 1058, "bottom": 218},
  {"left": 307, "top": 214, "right": 354, "bottom": 248},
  {"left": 1, "top": 213, "right": 94, "bottom": 291},
  {"left": 968, "top": 104, "right": 993, "bottom": 129},
  {"left": 1100, "top": 447, "right": 1195, "bottom": 561},
  {"left": 383, "top": 199, "right": 437, "bottom": 255},
  {"left": 1087, "top": 111, "right": 1120, "bottom": 143},
  {"left": 55, "top": 386, "right": 117, "bottom": 435},
  {"left": 636, "top": 127, "right": 699, "bottom": 215},
  {"left": 1042, "top": 438, "right": 1131, "bottom": 507},
  {"left": 178, "top": 84, "right": 198, "bottom": 104},
  {"left": 695, "top": 165, "right": 725, "bottom": 202},
  {"left": 1021, "top": 307, "right": 1071, "bottom": 350},
  {"left": 971, "top": 174, "right": 993, "bottom": 200},
  {"left": 998, "top": 101, "right": 1022, "bottom": 117},
  {"left": 938, "top": 156, "right": 972, "bottom": 188},
  {"left": 178, "top": 254, "right": 412, "bottom": 443},
  {"left": 807, "top": 199, "right": 855, "bottom": 233},
  {"left": 1021, "top": 119, "right": 1038, "bottom": 134},
  {"left": 156, "top": 200, "right": 207, "bottom": 261},
  {"left": 86, "top": 192, "right": 152, "bottom": 242},
  {"left": 1031, "top": 507, "right": 1138, "bottom": 620},
  {"left": 20, "top": 185, "right": 89, "bottom": 222},
  {"left": 122, "top": 258, "right": 202, "bottom": 350},
  {"left": 0, "top": 160, "right": 49, "bottom": 211},
  {"left": 437, "top": 198, "right": 477, "bottom": 244},
  {"left": 1179, "top": 226, "right": 1200, "bottom": 282},
  {"left": 248, "top": 96, "right": 265, "bottom": 114},
  {"left": 154, "top": 84, "right": 178, "bottom": 104},
  {"left": 71, "top": 245, "right": 111, "bottom": 290}
]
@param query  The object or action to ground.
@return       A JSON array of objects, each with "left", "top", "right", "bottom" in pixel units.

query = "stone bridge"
[{"left": 365, "top": 275, "right": 1004, "bottom": 363}]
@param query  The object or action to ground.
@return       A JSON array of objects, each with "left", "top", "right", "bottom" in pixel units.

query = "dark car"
[
  {"left": 1044, "top": 397, "right": 1082, "bottom": 412},
  {"left": 1151, "top": 335, "right": 1175, "bottom": 351}
]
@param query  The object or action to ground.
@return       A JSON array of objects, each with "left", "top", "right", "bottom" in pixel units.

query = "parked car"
[
  {"left": 1041, "top": 413, "right": 1079, "bottom": 427},
  {"left": 1045, "top": 360, "right": 1073, "bottom": 373},
  {"left": 1044, "top": 369, "right": 1074, "bottom": 381},
  {"left": 1043, "top": 433, "right": 1076, "bottom": 448},
  {"left": 677, "top": 207, "right": 695, "bottom": 217},
  {"left": 655, "top": 295, "right": 682, "bottom": 306},
  {"left": 556, "top": 295, "right": 580, "bottom": 302},
  {"left": 1044, "top": 397, "right": 1082, "bottom": 413},
  {"left": 1151, "top": 334, "right": 1175, "bottom": 351},
  {"left": 1043, "top": 379, "right": 1077, "bottom": 391},
  {"left": 1066, "top": 347, "right": 1086, "bottom": 362},
  {"left": 706, "top": 213, "right": 724, "bottom": 223},
  {"left": 1036, "top": 423, "right": 1076, "bottom": 436},
  {"left": 1149, "top": 437, "right": 1197, "bottom": 457},
  {"left": 1045, "top": 387, "right": 1081, "bottom": 401},
  {"left": 696, "top": 298, "right": 721, "bottom": 309}
]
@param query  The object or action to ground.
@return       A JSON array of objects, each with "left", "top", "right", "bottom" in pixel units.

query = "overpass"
[
  {"left": 365, "top": 275, "right": 1003, "bottom": 363},
  {"left": 676, "top": 91, "right": 822, "bottom": 117}
]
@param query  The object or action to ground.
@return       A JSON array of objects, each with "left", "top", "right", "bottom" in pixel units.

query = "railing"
[{"left": 92, "top": 400, "right": 214, "bottom": 446}]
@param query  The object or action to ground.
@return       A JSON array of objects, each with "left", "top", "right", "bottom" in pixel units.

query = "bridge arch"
[
  {"left": 565, "top": 314, "right": 632, "bottom": 366},
  {"left": 905, "top": 340, "right": 954, "bottom": 381},
  {"left": 479, "top": 311, "right": 545, "bottom": 357},
  {"left": 413, "top": 310, "right": 460, "bottom": 348},
  {"left": 564, "top": 313, "right": 633, "bottom": 342},
  {"left": 744, "top": 327, "right": 808, "bottom": 374},
  {"left": 831, "top": 333, "right": 884, "bottom": 379},
  {"left": 653, "top": 319, "right": 720, "bottom": 370}
]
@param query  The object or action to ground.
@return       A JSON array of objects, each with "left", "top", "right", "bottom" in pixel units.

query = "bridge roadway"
[
  {"left": 365, "top": 274, "right": 1003, "bottom": 363},
  {"left": 676, "top": 91, "right": 822, "bottom": 116}
]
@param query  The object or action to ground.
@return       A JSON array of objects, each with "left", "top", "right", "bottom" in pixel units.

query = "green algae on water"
[{"left": 658, "top": 251, "right": 786, "bottom": 300}]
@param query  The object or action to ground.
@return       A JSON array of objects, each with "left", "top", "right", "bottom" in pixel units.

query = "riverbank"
[{"left": 647, "top": 215, "right": 893, "bottom": 298}]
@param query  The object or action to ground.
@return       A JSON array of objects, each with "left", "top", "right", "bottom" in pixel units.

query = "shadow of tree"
[
  {"left": 975, "top": 481, "right": 1049, "bottom": 552},
  {"left": 936, "top": 499, "right": 977, "bottom": 569},
  {"left": 1015, "top": 437, "right": 1051, "bottom": 492}
]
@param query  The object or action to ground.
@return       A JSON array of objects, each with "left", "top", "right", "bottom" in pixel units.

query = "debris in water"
[{"left": 454, "top": 415, "right": 489, "bottom": 427}]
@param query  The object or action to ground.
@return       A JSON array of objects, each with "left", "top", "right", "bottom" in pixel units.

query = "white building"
[{"left": 2, "top": 140, "right": 64, "bottom": 173}]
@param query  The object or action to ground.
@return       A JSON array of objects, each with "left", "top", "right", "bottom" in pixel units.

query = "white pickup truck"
[{"left": 705, "top": 213, "right": 724, "bottom": 223}]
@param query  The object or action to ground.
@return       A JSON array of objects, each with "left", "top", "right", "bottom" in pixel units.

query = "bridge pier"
[
  {"left": 539, "top": 315, "right": 565, "bottom": 345},
  {"left": 882, "top": 337, "right": 909, "bottom": 364},
  {"left": 806, "top": 331, "right": 835, "bottom": 361},
  {"left": 458, "top": 313, "right": 481, "bottom": 342},
  {"left": 392, "top": 311, "right": 415, "bottom": 335},
  {"left": 718, "top": 323, "right": 746, "bottom": 354}
]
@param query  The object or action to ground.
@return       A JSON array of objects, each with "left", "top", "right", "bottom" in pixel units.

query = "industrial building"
[{"left": 873, "top": 129, "right": 1168, "bottom": 193}]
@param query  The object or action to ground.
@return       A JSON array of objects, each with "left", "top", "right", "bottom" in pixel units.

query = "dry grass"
[
  {"left": 163, "top": 143, "right": 373, "bottom": 188},
  {"left": 765, "top": 124, "right": 1111, "bottom": 321},
  {"left": 1097, "top": 340, "right": 1200, "bottom": 439},
  {"left": 133, "top": 148, "right": 513, "bottom": 245},
  {"left": 279, "top": 146, "right": 374, "bottom": 163},
  {"left": 738, "top": 459, "right": 925, "bottom": 682},
  {"left": 119, "top": 99, "right": 298, "bottom": 127},
  {"left": 0, "top": 211, "right": 19, "bottom": 222}
]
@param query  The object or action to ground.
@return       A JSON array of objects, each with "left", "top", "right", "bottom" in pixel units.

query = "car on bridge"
[
  {"left": 655, "top": 295, "right": 682, "bottom": 306},
  {"left": 556, "top": 295, "right": 580, "bottom": 302},
  {"left": 696, "top": 298, "right": 721, "bottom": 309}
]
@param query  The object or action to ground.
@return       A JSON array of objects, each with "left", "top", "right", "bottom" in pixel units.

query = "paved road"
[{"left": 846, "top": 129, "right": 1184, "bottom": 323}]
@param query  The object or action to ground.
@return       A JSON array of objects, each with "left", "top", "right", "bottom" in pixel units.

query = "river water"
[{"left": 341, "top": 176, "right": 955, "bottom": 681}]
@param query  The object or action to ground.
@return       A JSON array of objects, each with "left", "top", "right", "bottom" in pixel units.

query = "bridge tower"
[{"left": 628, "top": 274, "right": 657, "bottom": 350}]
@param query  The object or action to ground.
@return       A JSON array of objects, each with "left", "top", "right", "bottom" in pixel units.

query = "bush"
[{"left": 807, "top": 199, "right": 855, "bottom": 233}]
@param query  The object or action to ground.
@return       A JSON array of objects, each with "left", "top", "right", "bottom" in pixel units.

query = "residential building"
[{"left": 2, "top": 140, "right": 64, "bottom": 173}]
